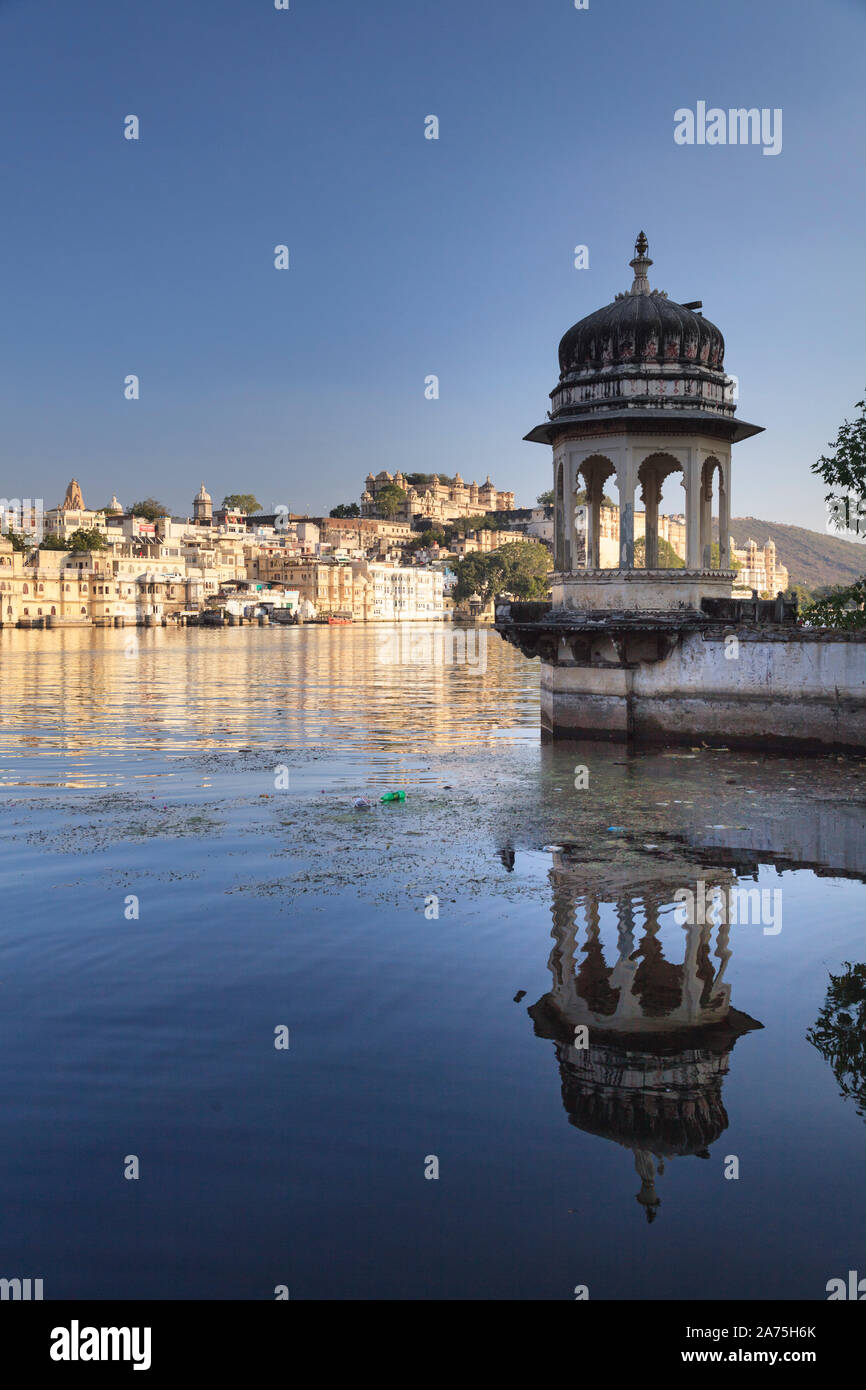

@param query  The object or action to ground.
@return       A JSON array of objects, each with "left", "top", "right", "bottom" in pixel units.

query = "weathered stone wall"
[
  {"left": 541, "top": 629, "right": 866, "bottom": 750},
  {"left": 551, "top": 569, "right": 735, "bottom": 612}
]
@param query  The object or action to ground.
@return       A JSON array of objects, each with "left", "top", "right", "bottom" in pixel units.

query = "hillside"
[{"left": 712, "top": 516, "right": 866, "bottom": 590}]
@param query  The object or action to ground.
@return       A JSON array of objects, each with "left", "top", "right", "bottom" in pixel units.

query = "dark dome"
[{"left": 558, "top": 233, "right": 725, "bottom": 376}]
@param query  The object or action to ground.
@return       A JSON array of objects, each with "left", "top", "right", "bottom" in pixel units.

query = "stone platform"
[{"left": 495, "top": 597, "right": 866, "bottom": 752}]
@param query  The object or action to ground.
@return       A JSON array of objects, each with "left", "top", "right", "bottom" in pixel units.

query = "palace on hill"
[{"left": 361, "top": 470, "right": 514, "bottom": 523}]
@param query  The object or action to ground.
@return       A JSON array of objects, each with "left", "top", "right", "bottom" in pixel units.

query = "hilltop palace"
[
  {"left": 361, "top": 471, "right": 515, "bottom": 524},
  {"left": 495, "top": 234, "right": 866, "bottom": 752}
]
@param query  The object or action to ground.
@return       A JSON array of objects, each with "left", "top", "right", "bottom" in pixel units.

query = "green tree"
[
  {"left": 449, "top": 513, "right": 501, "bottom": 536},
  {"left": 801, "top": 577, "right": 866, "bottom": 630},
  {"left": 452, "top": 541, "right": 551, "bottom": 604},
  {"left": 374, "top": 484, "right": 406, "bottom": 519},
  {"left": 574, "top": 488, "right": 616, "bottom": 506},
  {"left": 38, "top": 535, "right": 70, "bottom": 550},
  {"left": 129, "top": 498, "right": 170, "bottom": 521},
  {"left": 711, "top": 542, "right": 740, "bottom": 572},
  {"left": 68, "top": 528, "right": 106, "bottom": 551},
  {"left": 329, "top": 502, "right": 361, "bottom": 518},
  {"left": 4, "top": 528, "right": 28, "bottom": 551},
  {"left": 785, "top": 582, "right": 814, "bottom": 609},
  {"left": 536, "top": 488, "right": 554, "bottom": 506},
  {"left": 499, "top": 541, "right": 552, "bottom": 598},
  {"left": 405, "top": 473, "right": 455, "bottom": 489},
  {"left": 808, "top": 962, "right": 866, "bottom": 1117},
  {"left": 811, "top": 392, "right": 866, "bottom": 531},
  {"left": 634, "top": 536, "right": 686, "bottom": 569},
  {"left": 408, "top": 527, "right": 447, "bottom": 551},
  {"left": 452, "top": 551, "right": 505, "bottom": 604},
  {"left": 222, "top": 494, "right": 262, "bottom": 514}
]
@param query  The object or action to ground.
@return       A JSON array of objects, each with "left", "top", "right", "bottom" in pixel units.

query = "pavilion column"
[
  {"left": 615, "top": 896, "right": 636, "bottom": 962},
  {"left": 641, "top": 471, "right": 662, "bottom": 569},
  {"left": 685, "top": 454, "right": 702, "bottom": 569},
  {"left": 713, "top": 912, "right": 732, "bottom": 992},
  {"left": 584, "top": 892, "right": 601, "bottom": 950},
  {"left": 617, "top": 456, "right": 637, "bottom": 570},
  {"left": 563, "top": 454, "right": 575, "bottom": 573},
  {"left": 700, "top": 464, "right": 713, "bottom": 569},
  {"left": 718, "top": 459, "right": 731, "bottom": 570},
  {"left": 573, "top": 502, "right": 587, "bottom": 569},
  {"left": 583, "top": 473, "right": 603, "bottom": 570},
  {"left": 610, "top": 895, "right": 640, "bottom": 1024},
  {"left": 554, "top": 458, "right": 566, "bottom": 571},
  {"left": 550, "top": 883, "right": 577, "bottom": 982},
  {"left": 681, "top": 919, "right": 712, "bottom": 1023}
]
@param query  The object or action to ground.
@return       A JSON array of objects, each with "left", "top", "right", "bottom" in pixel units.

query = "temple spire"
[{"left": 629, "top": 230, "right": 653, "bottom": 295}]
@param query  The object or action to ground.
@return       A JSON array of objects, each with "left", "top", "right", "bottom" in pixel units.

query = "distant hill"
[{"left": 712, "top": 516, "right": 866, "bottom": 590}]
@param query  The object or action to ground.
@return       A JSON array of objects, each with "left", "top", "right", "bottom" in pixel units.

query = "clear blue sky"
[{"left": 0, "top": 0, "right": 863, "bottom": 528}]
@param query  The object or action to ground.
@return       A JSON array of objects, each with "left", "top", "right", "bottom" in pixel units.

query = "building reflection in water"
[{"left": 528, "top": 849, "right": 763, "bottom": 1221}]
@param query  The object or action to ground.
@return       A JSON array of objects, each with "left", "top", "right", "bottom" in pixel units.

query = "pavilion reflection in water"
[{"left": 528, "top": 850, "right": 763, "bottom": 1221}]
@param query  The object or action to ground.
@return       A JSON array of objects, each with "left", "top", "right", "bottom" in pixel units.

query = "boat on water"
[{"left": 327, "top": 615, "right": 352, "bottom": 625}]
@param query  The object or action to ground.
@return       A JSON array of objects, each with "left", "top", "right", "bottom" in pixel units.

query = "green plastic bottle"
[{"left": 380, "top": 791, "right": 406, "bottom": 803}]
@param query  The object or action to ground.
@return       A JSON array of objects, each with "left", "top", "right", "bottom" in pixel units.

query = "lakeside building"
[
  {"left": 245, "top": 555, "right": 444, "bottom": 621},
  {"left": 355, "top": 561, "right": 444, "bottom": 620},
  {"left": 0, "top": 537, "right": 211, "bottom": 626},
  {"left": 0, "top": 479, "right": 449, "bottom": 627}
]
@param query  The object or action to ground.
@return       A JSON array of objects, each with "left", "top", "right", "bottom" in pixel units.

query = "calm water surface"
[{"left": 1, "top": 624, "right": 865, "bottom": 1299}]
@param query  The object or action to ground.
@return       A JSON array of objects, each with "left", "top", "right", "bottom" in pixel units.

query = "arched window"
[
  {"left": 22, "top": 583, "right": 28, "bottom": 594},
  {"left": 51, "top": 606, "right": 56, "bottom": 615},
  {"left": 80, "top": 606, "right": 86, "bottom": 615}
]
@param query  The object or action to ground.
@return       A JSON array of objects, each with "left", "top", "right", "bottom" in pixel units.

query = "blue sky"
[{"left": 0, "top": 0, "right": 863, "bottom": 528}]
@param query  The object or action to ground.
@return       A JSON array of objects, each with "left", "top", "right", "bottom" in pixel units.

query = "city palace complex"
[{"left": 0, "top": 456, "right": 790, "bottom": 628}]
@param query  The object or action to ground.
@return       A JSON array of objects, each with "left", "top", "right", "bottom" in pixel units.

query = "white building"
[{"left": 353, "top": 562, "right": 444, "bottom": 620}]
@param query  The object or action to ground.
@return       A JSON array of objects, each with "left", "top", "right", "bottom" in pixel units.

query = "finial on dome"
[{"left": 629, "top": 231, "right": 653, "bottom": 295}]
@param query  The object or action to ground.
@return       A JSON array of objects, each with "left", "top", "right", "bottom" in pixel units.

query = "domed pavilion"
[
  {"left": 495, "top": 232, "right": 863, "bottom": 750},
  {"left": 526, "top": 232, "right": 763, "bottom": 612}
]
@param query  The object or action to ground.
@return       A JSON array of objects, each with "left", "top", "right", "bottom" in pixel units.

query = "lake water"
[{"left": 1, "top": 623, "right": 865, "bottom": 1300}]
